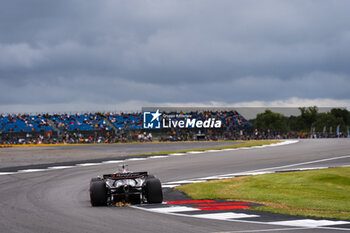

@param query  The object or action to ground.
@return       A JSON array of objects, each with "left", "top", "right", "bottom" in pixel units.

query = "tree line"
[{"left": 253, "top": 107, "right": 350, "bottom": 137}]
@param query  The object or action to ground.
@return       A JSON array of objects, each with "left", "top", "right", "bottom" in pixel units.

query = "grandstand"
[
  {"left": 0, "top": 110, "right": 251, "bottom": 145},
  {"left": 50, "top": 113, "right": 110, "bottom": 131},
  {"left": 108, "top": 112, "right": 143, "bottom": 130},
  {"left": 0, "top": 114, "right": 54, "bottom": 133}
]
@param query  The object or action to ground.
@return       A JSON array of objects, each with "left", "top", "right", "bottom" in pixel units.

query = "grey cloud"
[{"left": 0, "top": 0, "right": 350, "bottom": 112}]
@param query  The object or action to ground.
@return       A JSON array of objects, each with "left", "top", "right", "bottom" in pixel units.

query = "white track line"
[
  {"left": 193, "top": 212, "right": 259, "bottom": 220},
  {"left": 148, "top": 155, "right": 170, "bottom": 159},
  {"left": 125, "top": 158, "right": 147, "bottom": 161},
  {"left": 147, "top": 206, "right": 199, "bottom": 213},
  {"left": 169, "top": 153, "right": 186, "bottom": 156},
  {"left": 246, "top": 155, "right": 350, "bottom": 173},
  {"left": 48, "top": 166, "right": 75, "bottom": 170},
  {"left": 16, "top": 169, "right": 48, "bottom": 173},
  {"left": 187, "top": 151, "right": 205, "bottom": 154},
  {"left": 214, "top": 227, "right": 318, "bottom": 233},
  {"left": 268, "top": 219, "right": 350, "bottom": 228},
  {"left": 0, "top": 172, "right": 15, "bottom": 176},
  {"left": 76, "top": 163, "right": 102, "bottom": 167},
  {"left": 162, "top": 184, "right": 180, "bottom": 188},
  {"left": 166, "top": 180, "right": 204, "bottom": 184},
  {"left": 101, "top": 160, "right": 124, "bottom": 164}
]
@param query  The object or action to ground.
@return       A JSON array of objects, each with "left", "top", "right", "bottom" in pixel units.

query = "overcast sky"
[{"left": 1, "top": 0, "right": 349, "bottom": 113}]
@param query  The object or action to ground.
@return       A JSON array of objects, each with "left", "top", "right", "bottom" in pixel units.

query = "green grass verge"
[
  {"left": 176, "top": 167, "right": 350, "bottom": 220},
  {"left": 131, "top": 140, "right": 281, "bottom": 156}
]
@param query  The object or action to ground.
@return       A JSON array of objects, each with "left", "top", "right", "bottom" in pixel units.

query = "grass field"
[{"left": 176, "top": 167, "right": 350, "bottom": 220}]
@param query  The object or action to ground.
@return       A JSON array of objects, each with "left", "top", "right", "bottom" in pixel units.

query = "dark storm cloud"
[{"left": 0, "top": 0, "right": 350, "bottom": 112}]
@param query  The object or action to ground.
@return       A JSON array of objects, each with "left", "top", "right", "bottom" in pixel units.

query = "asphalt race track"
[
  {"left": 0, "top": 141, "right": 240, "bottom": 169},
  {"left": 0, "top": 139, "right": 350, "bottom": 233}
]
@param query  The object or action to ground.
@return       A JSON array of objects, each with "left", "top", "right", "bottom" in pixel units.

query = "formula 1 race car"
[{"left": 89, "top": 165, "right": 163, "bottom": 206}]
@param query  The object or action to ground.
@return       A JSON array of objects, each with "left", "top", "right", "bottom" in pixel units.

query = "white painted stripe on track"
[
  {"left": 76, "top": 163, "right": 102, "bottom": 166},
  {"left": 235, "top": 171, "right": 275, "bottom": 176},
  {"left": 214, "top": 171, "right": 274, "bottom": 178},
  {"left": 162, "top": 184, "right": 180, "bottom": 188},
  {"left": 212, "top": 176, "right": 237, "bottom": 179},
  {"left": 289, "top": 167, "right": 328, "bottom": 171},
  {"left": 148, "top": 156, "right": 170, "bottom": 159},
  {"left": 101, "top": 160, "right": 123, "bottom": 164},
  {"left": 214, "top": 227, "right": 316, "bottom": 232},
  {"left": 246, "top": 154, "right": 350, "bottom": 173},
  {"left": 169, "top": 153, "right": 186, "bottom": 156},
  {"left": 147, "top": 206, "right": 199, "bottom": 213},
  {"left": 196, "top": 176, "right": 226, "bottom": 180},
  {"left": 0, "top": 172, "right": 16, "bottom": 175},
  {"left": 17, "top": 169, "right": 48, "bottom": 173},
  {"left": 125, "top": 158, "right": 147, "bottom": 161},
  {"left": 192, "top": 212, "right": 259, "bottom": 220},
  {"left": 166, "top": 180, "right": 203, "bottom": 184},
  {"left": 268, "top": 219, "right": 350, "bottom": 227},
  {"left": 48, "top": 166, "right": 75, "bottom": 170}
]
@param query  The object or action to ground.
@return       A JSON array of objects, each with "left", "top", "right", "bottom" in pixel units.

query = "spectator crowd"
[{"left": 1, "top": 110, "right": 327, "bottom": 145}]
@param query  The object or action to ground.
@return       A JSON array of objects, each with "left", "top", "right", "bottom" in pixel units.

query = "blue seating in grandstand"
[
  {"left": 0, "top": 115, "right": 54, "bottom": 133},
  {"left": 108, "top": 113, "right": 142, "bottom": 130},
  {"left": 50, "top": 114, "right": 110, "bottom": 131}
]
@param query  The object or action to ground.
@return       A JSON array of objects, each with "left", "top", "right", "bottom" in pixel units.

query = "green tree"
[
  {"left": 314, "top": 112, "right": 342, "bottom": 133},
  {"left": 299, "top": 106, "right": 318, "bottom": 130},
  {"left": 255, "top": 110, "right": 288, "bottom": 134},
  {"left": 330, "top": 108, "right": 350, "bottom": 126},
  {"left": 288, "top": 115, "right": 306, "bottom": 131}
]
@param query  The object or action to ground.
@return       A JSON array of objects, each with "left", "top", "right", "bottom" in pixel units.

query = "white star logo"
[{"left": 150, "top": 109, "right": 161, "bottom": 122}]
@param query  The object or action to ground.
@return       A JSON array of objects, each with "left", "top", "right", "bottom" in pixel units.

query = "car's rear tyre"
[
  {"left": 90, "top": 180, "right": 107, "bottom": 206},
  {"left": 145, "top": 178, "right": 163, "bottom": 203}
]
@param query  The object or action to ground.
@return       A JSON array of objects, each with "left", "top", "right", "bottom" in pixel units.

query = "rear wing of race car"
[{"left": 103, "top": 171, "right": 148, "bottom": 180}]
